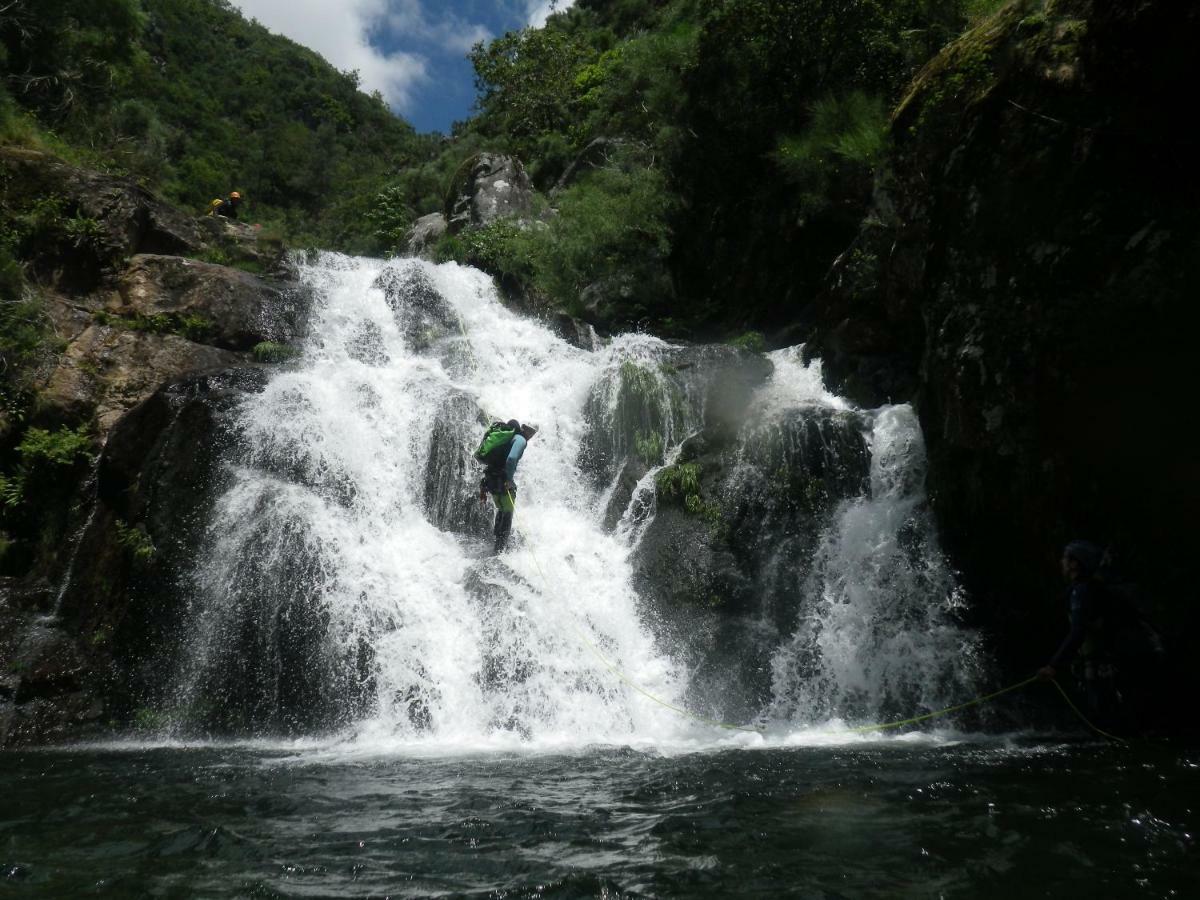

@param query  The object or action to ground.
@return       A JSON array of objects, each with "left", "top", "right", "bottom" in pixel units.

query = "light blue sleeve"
[{"left": 505, "top": 434, "right": 527, "bottom": 481}]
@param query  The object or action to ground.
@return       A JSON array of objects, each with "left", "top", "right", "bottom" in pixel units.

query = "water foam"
[{"left": 167, "top": 255, "right": 984, "bottom": 750}]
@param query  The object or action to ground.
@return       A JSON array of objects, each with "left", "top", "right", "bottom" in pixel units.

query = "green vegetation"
[
  {"left": 252, "top": 341, "right": 298, "bottom": 363},
  {"left": 115, "top": 518, "right": 155, "bottom": 562},
  {"left": 92, "top": 309, "right": 212, "bottom": 341},
  {"left": 729, "top": 331, "right": 766, "bottom": 354},
  {"left": 0, "top": 423, "right": 94, "bottom": 573},
  {"left": 17, "top": 425, "right": 92, "bottom": 466},
  {"left": 1, "top": 0, "right": 996, "bottom": 337},
  {"left": 1, "top": 0, "right": 433, "bottom": 252},
  {"left": 656, "top": 462, "right": 701, "bottom": 501},
  {"left": 361, "top": 0, "right": 989, "bottom": 335},
  {"left": 656, "top": 460, "right": 722, "bottom": 528}
]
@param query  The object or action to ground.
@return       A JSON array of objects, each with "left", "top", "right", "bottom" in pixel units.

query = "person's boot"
[{"left": 493, "top": 511, "right": 513, "bottom": 554}]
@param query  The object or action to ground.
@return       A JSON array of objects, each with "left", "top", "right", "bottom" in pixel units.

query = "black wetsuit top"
[
  {"left": 1049, "top": 580, "right": 1101, "bottom": 669},
  {"left": 215, "top": 198, "right": 240, "bottom": 219}
]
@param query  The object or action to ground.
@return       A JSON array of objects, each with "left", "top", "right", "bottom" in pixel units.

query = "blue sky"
[{"left": 230, "top": 1, "right": 576, "bottom": 133}]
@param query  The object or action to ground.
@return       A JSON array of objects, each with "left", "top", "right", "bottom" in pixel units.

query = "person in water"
[
  {"left": 1038, "top": 539, "right": 1164, "bottom": 730},
  {"left": 478, "top": 420, "right": 537, "bottom": 553}
]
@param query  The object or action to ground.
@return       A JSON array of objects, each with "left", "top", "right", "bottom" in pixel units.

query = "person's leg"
[{"left": 492, "top": 491, "right": 515, "bottom": 552}]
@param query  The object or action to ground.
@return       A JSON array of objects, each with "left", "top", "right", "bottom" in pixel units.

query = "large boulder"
[
  {"left": 803, "top": 0, "right": 1200, "bottom": 688},
  {"left": 579, "top": 344, "right": 773, "bottom": 528},
  {"left": 36, "top": 302, "right": 248, "bottom": 433},
  {"left": 423, "top": 391, "right": 492, "bottom": 536},
  {"left": 196, "top": 217, "right": 290, "bottom": 275},
  {"left": 0, "top": 146, "right": 203, "bottom": 290},
  {"left": 632, "top": 406, "right": 872, "bottom": 719},
  {"left": 112, "top": 254, "right": 310, "bottom": 351},
  {"left": 447, "top": 154, "right": 534, "bottom": 233},
  {"left": 405, "top": 212, "right": 448, "bottom": 257}
]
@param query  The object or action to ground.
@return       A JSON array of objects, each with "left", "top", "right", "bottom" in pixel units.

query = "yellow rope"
[
  {"left": 509, "top": 504, "right": 1131, "bottom": 742},
  {"left": 843, "top": 677, "right": 1039, "bottom": 733},
  {"left": 1047, "top": 677, "right": 1129, "bottom": 743},
  {"left": 449, "top": 294, "right": 1122, "bottom": 744}
]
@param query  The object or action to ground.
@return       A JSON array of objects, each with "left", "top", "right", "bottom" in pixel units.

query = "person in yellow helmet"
[{"left": 212, "top": 191, "right": 243, "bottom": 219}]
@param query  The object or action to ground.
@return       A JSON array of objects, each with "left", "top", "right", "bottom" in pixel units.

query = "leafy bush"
[
  {"left": 18, "top": 426, "right": 93, "bottom": 466},
  {"left": 115, "top": 518, "right": 155, "bottom": 562},
  {"left": 0, "top": 248, "right": 47, "bottom": 378},
  {"left": 530, "top": 160, "right": 674, "bottom": 312},
  {"left": 252, "top": 342, "right": 299, "bottom": 363},
  {"left": 772, "top": 92, "right": 888, "bottom": 216}
]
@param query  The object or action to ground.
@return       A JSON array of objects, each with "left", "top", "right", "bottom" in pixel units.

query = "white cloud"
[
  {"left": 385, "top": 0, "right": 493, "bottom": 54},
  {"left": 230, "top": 0, "right": 429, "bottom": 110},
  {"left": 526, "top": 0, "right": 576, "bottom": 28}
]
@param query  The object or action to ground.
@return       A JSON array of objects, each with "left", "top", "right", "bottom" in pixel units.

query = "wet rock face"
[
  {"left": 113, "top": 254, "right": 311, "bottom": 351},
  {"left": 0, "top": 369, "right": 266, "bottom": 745},
  {"left": 424, "top": 392, "right": 492, "bottom": 536},
  {"left": 36, "top": 301, "right": 248, "bottom": 433},
  {"left": 804, "top": 0, "right": 1200, "bottom": 673},
  {"left": 632, "top": 406, "right": 872, "bottom": 718},
  {"left": 374, "top": 265, "right": 460, "bottom": 352},
  {"left": 579, "top": 345, "right": 774, "bottom": 528},
  {"left": 447, "top": 154, "right": 534, "bottom": 233}
]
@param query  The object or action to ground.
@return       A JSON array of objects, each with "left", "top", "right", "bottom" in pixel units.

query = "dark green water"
[{"left": 1, "top": 737, "right": 1195, "bottom": 898}]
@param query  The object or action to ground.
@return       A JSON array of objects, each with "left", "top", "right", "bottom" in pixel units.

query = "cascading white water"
[
  {"left": 169, "top": 255, "right": 984, "bottom": 746},
  {"left": 172, "top": 254, "right": 688, "bottom": 745},
  {"left": 764, "top": 379, "right": 986, "bottom": 724}
]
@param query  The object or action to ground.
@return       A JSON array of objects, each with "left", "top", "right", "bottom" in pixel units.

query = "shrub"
[
  {"left": 772, "top": 91, "right": 888, "bottom": 217},
  {"left": 18, "top": 425, "right": 93, "bottom": 467},
  {"left": 115, "top": 518, "right": 155, "bottom": 562},
  {"left": 729, "top": 331, "right": 766, "bottom": 353},
  {"left": 252, "top": 341, "right": 299, "bottom": 363}
]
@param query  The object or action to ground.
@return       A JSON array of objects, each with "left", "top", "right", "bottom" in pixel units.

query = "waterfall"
[
  {"left": 166, "top": 254, "right": 983, "bottom": 744},
  {"left": 169, "top": 255, "right": 686, "bottom": 743},
  {"left": 764, "top": 394, "right": 986, "bottom": 725}
]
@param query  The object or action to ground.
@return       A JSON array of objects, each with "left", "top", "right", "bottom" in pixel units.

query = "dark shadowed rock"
[
  {"left": 803, "top": 0, "right": 1200, "bottom": 689},
  {"left": 423, "top": 391, "right": 492, "bottom": 537},
  {"left": 633, "top": 405, "right": 871, "bottom": 719},
  {"left": 550, "top": 312, "right": 600, "bottom": 351},
  {"left": 373, "top": 265, "right": 460, "bottom": 352},
  {"left": 0, "top": 369, "right": 267, "bottom": 745}
]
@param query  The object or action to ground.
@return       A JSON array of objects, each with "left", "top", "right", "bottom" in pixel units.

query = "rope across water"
[{"left": 449, "top": 300, "right": 1119, "bottom": 742}]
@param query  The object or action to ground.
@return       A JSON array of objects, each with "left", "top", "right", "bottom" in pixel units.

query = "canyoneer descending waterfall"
[{"left": 475, "top": 419, "right": 538, "bottom": 553}]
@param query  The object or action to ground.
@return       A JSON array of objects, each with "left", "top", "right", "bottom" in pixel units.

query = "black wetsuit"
[
  {"left": 1049, "top": 580, "right": 1101, "bottom": 671},
  {"left": 215, "top": 198, "right": 240, "bottom": 219}
]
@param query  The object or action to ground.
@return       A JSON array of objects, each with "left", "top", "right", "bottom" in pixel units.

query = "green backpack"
[{"left": 474, "top": 422, "right": 517, "bottom": 467}]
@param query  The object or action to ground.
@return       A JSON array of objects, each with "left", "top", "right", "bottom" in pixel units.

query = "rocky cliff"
[
  {"left": 0, "top": 148, "right": 309, "bottom": 744},
  {"left": 805, "top": 0, "right": 1199, "bottom": 688}
]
